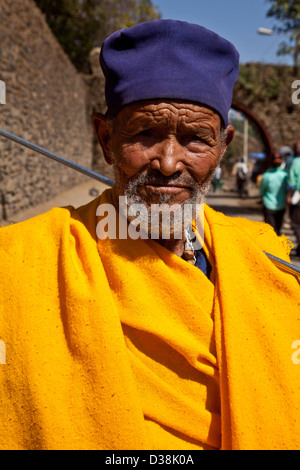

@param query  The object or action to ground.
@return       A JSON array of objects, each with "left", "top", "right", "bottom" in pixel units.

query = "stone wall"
[
  {"left": 83, "top": 48, "right": 114, "bottom": 181},
  {"left": 233, "top": 63, "right": 300, "bottom": 152},
  {"left": 0, "top": 0, "right": 94, "bottom": 221}
]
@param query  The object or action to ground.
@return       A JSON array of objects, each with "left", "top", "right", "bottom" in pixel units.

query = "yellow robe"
[{"left": 0, "top": 188, "right": 299, "bottom": 450}]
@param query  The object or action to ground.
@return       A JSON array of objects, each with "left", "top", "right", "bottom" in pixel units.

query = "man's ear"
[
  {"left": 221, "top": 124, "right": 235, "bottom": 158},
  {"left": 93, "top": 113, "right": 114, "bottom": 165}
]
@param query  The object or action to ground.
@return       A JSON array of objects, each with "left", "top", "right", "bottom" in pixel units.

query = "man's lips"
[
  {"left": 142, "top": 183, "right": 191, "bottom": 194},
  {"left": 140, "top": 181, "right": 191, "bottom": 193}
]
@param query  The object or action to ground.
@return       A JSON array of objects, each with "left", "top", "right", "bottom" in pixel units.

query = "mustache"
[{"left": 127, "top": 169, "right": 196, "bottom": 188}]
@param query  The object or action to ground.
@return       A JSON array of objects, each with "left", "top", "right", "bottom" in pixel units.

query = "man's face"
[{"left": 95, "top": 100, "right": 233, "bottom": 236}]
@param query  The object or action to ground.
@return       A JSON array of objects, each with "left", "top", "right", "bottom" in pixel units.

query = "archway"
[{"left": 231, "top": 102, "right": 274, "bottom": 167}]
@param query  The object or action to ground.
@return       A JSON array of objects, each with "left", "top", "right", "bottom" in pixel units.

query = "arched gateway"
[{"left": 231, "top": 102, "right": 274, "bottom": 167}]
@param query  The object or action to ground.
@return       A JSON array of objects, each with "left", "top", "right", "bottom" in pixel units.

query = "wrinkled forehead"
[{"left": 111, "top": 100, "right": 222, "bottom": 131}]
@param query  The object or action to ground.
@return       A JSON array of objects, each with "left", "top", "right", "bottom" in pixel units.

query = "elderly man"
[{"left": 0, "top": 20, "right": 299, "bottom": 451}]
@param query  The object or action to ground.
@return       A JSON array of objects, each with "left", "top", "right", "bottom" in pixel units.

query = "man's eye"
[
  {"left": 138, "top": 129, "right": 152, "bottom": 137},
  {"left": 192, "top": 135, "right": 205, "bottom": 142},
  {"left": 182, "top": 135, "right": 205, "bottom": 145}
]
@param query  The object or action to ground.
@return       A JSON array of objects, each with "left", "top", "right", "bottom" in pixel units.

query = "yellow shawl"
[{"left": 0, "top": 188, "right": 299, "bottom": 450}]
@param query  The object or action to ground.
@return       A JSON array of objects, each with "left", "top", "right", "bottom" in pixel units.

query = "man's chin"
[
  {"left": 137, "top": 186, "right": 193, "bottom": 206},
  {"left": 120, "top": 196, "right": 203, "bottom": 241}
]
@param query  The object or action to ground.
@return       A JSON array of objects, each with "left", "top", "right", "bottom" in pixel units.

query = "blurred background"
[{"left": 0, "top": 0, "right": 299, "bottom": 262}]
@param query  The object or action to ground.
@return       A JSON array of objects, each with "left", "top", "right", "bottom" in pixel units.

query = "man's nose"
[{"left": 150, "top": 137, "right": 184, "bottom": 176}]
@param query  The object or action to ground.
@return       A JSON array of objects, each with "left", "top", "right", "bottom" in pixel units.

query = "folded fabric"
[{"left": 0, "top": 189, "right": 299, "bottom": 450}]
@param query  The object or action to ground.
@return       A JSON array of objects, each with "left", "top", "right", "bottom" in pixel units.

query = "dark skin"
[{"left": 94, "top": 100, "right": 234, "bottom": 257}]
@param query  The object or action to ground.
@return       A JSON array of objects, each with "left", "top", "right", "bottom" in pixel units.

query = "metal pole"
[
  {"left": 243, "top": 117, "right": 249, "bottom": 164},
  {"left": 0, "top": 128, "right": 115, "bottom": 187},
  {"left": 265, "top": 252, "right": 300, "bottom": 278}
]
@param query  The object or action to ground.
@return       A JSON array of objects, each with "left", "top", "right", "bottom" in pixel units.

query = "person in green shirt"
[
  {"left": 260, "top": 154, "right": 288, "bottom": 236},
  {"left": 287, "top": 141, "right": 300, "bottom": 257}
]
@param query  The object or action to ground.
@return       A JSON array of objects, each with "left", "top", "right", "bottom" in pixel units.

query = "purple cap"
[{"left": 100, "top": 19, "right": 239, "bottom": 126}]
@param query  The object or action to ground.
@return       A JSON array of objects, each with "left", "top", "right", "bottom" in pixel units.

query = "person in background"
[
  {"left": 212, "top": 165, "right": 222, "bottom": 192},
  {"left": 259, "top": 153, "right": 288, "bottom": 236},
  {"left": 287, "top": 140, "right": 300, "bottom": 257},
  {"left": 235, "top": 158, "right": 249, "bottom": 198},
  {"left": 280, "top": 146, "right": 293, "bottom": 172}
]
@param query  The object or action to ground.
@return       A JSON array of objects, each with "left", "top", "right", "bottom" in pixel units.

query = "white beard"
[{"left": 117, "top": 168, "right": 213, "bottom": 240}]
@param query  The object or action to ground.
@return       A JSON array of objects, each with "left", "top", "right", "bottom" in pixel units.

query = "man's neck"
[{"left": 154, "top": 238, "right": 186, "bottom": 257}]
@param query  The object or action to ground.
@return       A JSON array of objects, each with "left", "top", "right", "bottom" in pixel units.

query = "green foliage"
[
  {"left": 230, "top": 118, "right": 259, "bottom": 139},
  {"left": 266, "top": 0, "right": 300, "bottom": 71},
  {"left": 266, "top": 0, "right": 300, "bottom": 33},
  {"left": 34, "top": 0, "right": 161, "bottom": 71},
  {"left": 238, "top": 63, "right": 283, "bottom": 102}
]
